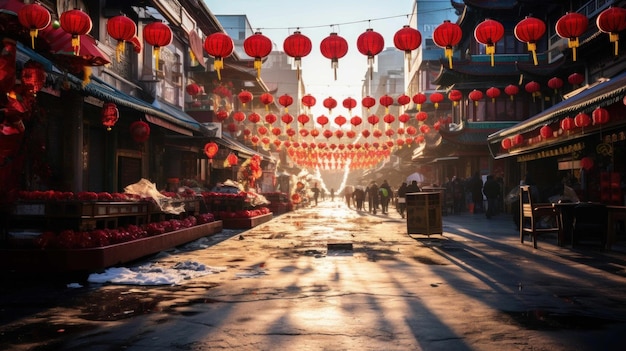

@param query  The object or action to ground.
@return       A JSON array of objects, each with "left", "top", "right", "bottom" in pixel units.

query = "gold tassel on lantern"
[
  {"left": 214, "top": 58, "right": 224, "bottom": 80},
  {"left": 82, "top": 66, "right": 92, "bottom": 86},
  {"left": 153, "top": 47, "right": 161, "bottom": 71},
  {"left": 486, "top": 44, "right": 495, "bottom": 66},
  {"left": 445, "top": 47, "right": 453, "bottom": 68},
  {"left": 568, "top": 37, "right": 579, "bottom": 61},
  {"left": 72, "top": 35, "right": 81, "bottom": 56},
  {"left": 527, "top": 42, "right": 538, "bottom": 65},
  {"left": 254, "top": 58, "right": 262, "bottom": 78},
  {"left": 29, "top": 29, "right": 39, "bottom": 49},
  {"left": 116, "top": 41, "right": 125, "bottom": 63},
  {"left": 610, "top": 33, "right": 619, "bottom": 56}
]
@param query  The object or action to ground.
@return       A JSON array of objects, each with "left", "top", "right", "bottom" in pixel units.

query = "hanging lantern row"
[{"left": 501, "top": 107, "right": 611, "bottom": 150}]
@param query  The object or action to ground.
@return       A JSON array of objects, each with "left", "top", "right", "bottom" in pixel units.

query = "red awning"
[
  {"left": 0, "top": 0, "right": 110, "bottom": 69},
  {"left": 43, "top": 26, "right": 111, "bottom": 67}
]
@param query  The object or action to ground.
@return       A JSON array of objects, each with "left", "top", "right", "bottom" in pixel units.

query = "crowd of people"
[{"left": 309, "top": 172, "right": 512, "bottom": 220}]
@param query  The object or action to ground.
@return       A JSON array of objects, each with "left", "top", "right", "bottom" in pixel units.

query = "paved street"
[{"left": 1, "top": 200, "right": 626, "bottom": 350}]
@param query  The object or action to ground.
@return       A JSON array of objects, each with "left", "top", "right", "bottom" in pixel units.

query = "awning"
[
  {"left": 487, "top": 71, "right": 626, "bottom": 158},
  {"left": 213, "top": 134, "right": 266, "bottom": 158},
  {"left": 43, "top": 28, "right": 111, "bottom": 67},
  {"left": 83, "top": 77, "right": 204, "bottom": 135}
]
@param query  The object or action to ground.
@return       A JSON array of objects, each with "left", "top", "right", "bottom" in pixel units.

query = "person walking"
[
  {"left": 396, "top": 182, "right": 408, "bottom": 218},
  {"left": 379, "top": 180, "right": 392, "bottom": 214},
  {"left": 367, "top": 181, "right": 379, "bottom": 215},
  {"left": 343, "top": 185, "right": 354, "bottom": 208},
  {"left": 469, "top": 172, "right": 484, "bottom": 213},
  {"left": 330, "top": 188, "right": 335, "bottom": 201},
  {"left": 482, "top": 175, "right": 501, "bottom": 219},
  {"left": 311, "top": 183, "right": 320, "bottom": 206},
  {"left": 353, "top": 186, "right": 365, "bottom": 211}
]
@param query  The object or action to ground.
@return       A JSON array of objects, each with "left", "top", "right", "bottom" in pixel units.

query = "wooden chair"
[{"left": 519, "top": 185, "right": 562, "bottom": 249}]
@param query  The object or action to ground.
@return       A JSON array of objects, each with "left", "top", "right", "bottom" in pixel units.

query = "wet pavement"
[{"left": 1, "top": 200, "right": 626, "bottom": 350}]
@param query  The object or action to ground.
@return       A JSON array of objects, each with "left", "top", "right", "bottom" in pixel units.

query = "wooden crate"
[{"left": 222, "top": 213, "right": 273, "bottom": 229}]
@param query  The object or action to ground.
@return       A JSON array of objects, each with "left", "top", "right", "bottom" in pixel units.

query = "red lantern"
[
  {"left": 574, "top": 112, "right": 591, "bottom": 128},
  {"left": 302, "top": 94, "right": 316, "bottom": 110},
  {"left": 107, "top": 15, "right": 136, "bottom": 62},
  {"left": 350, "top": 116, "right": 362, "bottom": 127},
  {"left": 260, "top": 93, "right": 274, "bottom": 111},
  {"left": 525, "top": 81, "right": 541, "bottom": 101},
  {"left": 362, "top": 96, "right": 376, "bottom": 112},
  {"left": 271, "top": 127, "right": 282, "bottom": 136},
  {"left": 416, "top": 111, "right": 428, "bottom": 122},
  {"left": 186, "top": 83, "right": 202, "bottom": 97},
  {"left": 297, "top": 114, "right": 310, "bottom": 126},
  {"left": 204, "top": 32, "right": 234, "bottom": 80},
  {"left": 244, "top": 31, "right": 272, "bottom": 78},
  {"left": 547, "top": 77, "right": 564, "bottom": 94},
  {"left": 143, "top": 21, "right": 172, "bottom": 71},
  {"left": 512, "top": 134, "right": 524, "bottom": 146},
  {"left": 568, "top": 72, "right": 584, "bottom": 86},
  {"left": 278, "top": 94, "right": 293, "bottom": 112},
  {"left": 101, "top": 102, "right": 119, "bottom": 131},
  {"left": 393, "top": 25, "right": 422, "bottom": 69},
  {"left": 18, "top": 3, "right": 51, "bottom": 49},
  {"left": 342, "top": 97, "right": 357, "bottom": 113},
  {"left": 216, "top": 109, "right": 229, "bottom": 122},
  {"left": 474, "top": 19, "right": 504, "bottom": 66},
  {"left": 432, "top": 20, "right": 462, "bottom": 68},
  {"left": 233, "top": 111, "right": 246, "bottom": 123},
  {"left": 501, "top": 138, "right": 512, "bottom": 150},
  {"left": 379, "top": 94, "right": 394, "bottom": 113},
  {"left": 60, "top": 8, "right": 93, "bottom": 56},
  {"left": 383, "top": 114, "right": 395, "bottom": 124},
  {"left": 429, "top": 92, "right": 444, "bottom": 109},
  {"left": 412, "top": 93, "right": 427, "bottom": 111},
  {"left": 504, "top": 84, "right": 519, "bottom": 100},
  {"left": 397, "top": 94, "right": 411, "bottom": 106},
  {"left": 248, "top": 112, "right": 261, "bottom": 124},
  {"left": 406, "top": 126, "right": 417, "bottom": 135},
  {"left": 448, "top": 90, "right": 462, "bottom": 106},
  {"left": 21, "top": 60, "right": 46, "bottom": 94},
  {"left": 226, "top": 152, "right": 238, "bottom": 167},
  {"left": 320, "top": 32, "right": 348, "bottom": 80},
  {"left": 130, "top": 121, "right": 150, "bottom": 143},
  {"left": 323, "top": 97, "right": 337, "bottom": 114},
  {"left": 334, "top": 115, "right": 346, "bottom": 127},
  {"left": 264, "top": 113, "right": 277, "bottom": 125},
  {"left": 357, "top": 28, "right": 384, "bottom": 79},
  {"left": 592, "top": 107, "right": 610, "bottom": 125},
  {"left": 204, "top": 142, "right": 218, "bottom": 162},
  {"left": 398, "top": 113, "right": 410, "bottom": 124},
  {"left": 367, "top": 114, "right": 380, "bottom": 126},
  {"left": 486, "top": 87, "right": 501, "bottom": 103},
  {"left": 514, "top": 16, "right": 546, "bottom": 65},
  {"left": 258, "top": 126, "right": 268, "bottom": 135},
  {"left": 316, "top": 115, "right": 329, "bottom": 127},
  {"left": 560, "top": 117, "right": 574, "bottom": 131},
  {"left": 556, "top": 12, "right": 588, "bottom": 61},
  {"left": 238, "top": 90, "right": 253, "bottom": 108},
  {"left": 468, "top": 89, "right": 483, "bottom": 106},
  {"left": 540, "top": 125, "right": 553, "bottom": 139},
  {"left": 419, "top": 124, "right": 431, "bottom": 134},
  {"left": 597, "top": 7, "right": 626, "bottom": 56},
  {"left": 281, "top": 113, "right": 294, "bottom": 125},
  {"left": 283, "top": 30, "right": 312, "bottom": 80},
  {"left": 323, "top": 129, "right": 333, "bottom": 139}
]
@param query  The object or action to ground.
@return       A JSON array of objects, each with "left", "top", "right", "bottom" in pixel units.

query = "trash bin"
[{"left": 406, "top": 192, "right": 443, "bottom": 236}]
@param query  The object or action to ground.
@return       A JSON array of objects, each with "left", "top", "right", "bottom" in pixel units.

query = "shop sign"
[{"left": 516, "top": 142, "right": 585, "bottom": 162}]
